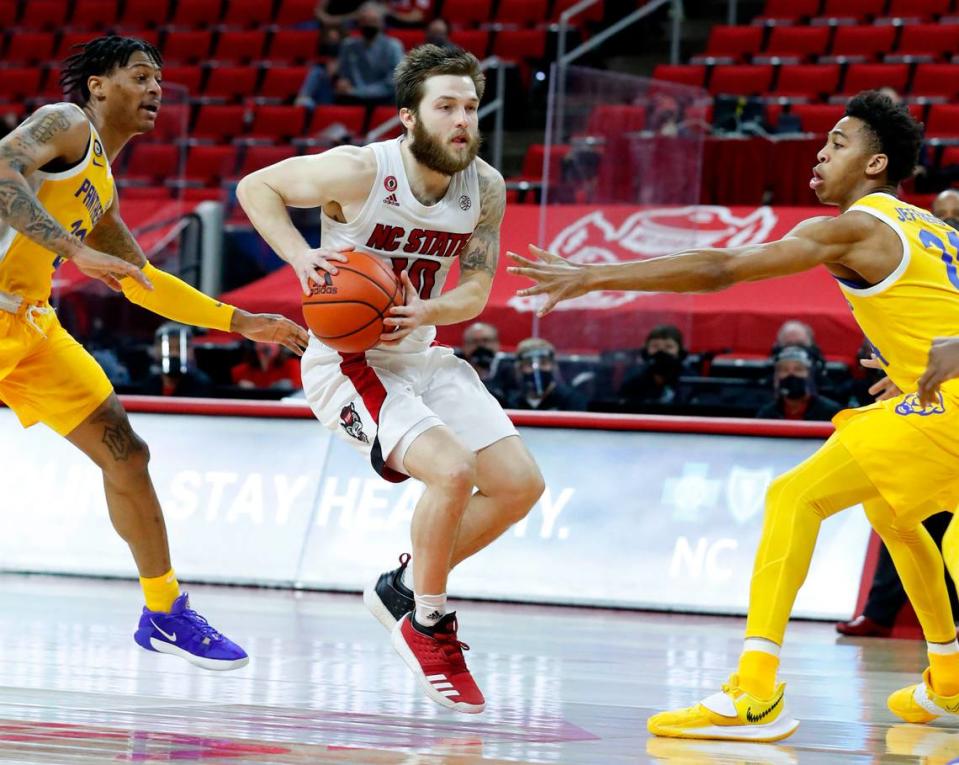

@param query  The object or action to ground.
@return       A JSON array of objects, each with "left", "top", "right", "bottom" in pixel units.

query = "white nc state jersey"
[{"left": 320, "top": 137, "right": 481, "bottom": 353}]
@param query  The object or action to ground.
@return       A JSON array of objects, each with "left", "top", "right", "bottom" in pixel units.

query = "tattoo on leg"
[{"left": 93, "top": 405, "right": 138, "bottom": 462}]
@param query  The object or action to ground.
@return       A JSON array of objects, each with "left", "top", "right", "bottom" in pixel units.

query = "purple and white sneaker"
[{"left": 134, "top": 593, "right": 249, "bottom": 671}]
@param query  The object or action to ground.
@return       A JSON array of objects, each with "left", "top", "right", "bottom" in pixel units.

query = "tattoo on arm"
[
  {"left": 0, "top": 178, "right": 77, "bottom": 256},
  {"left": 0, "top": 140, "right": 33, "bottom": 174},
  {"left": 460, "top": 169, "right": 506, "bottom": 278},
  {"left": 86, "top": 212, "right": 147, "bottom": 267},
  {"left": 27, "top": 110, "right": 72, "bottom": 144},
  {"left": 0, "top": 106, "right": 84, "bottom": 257}
]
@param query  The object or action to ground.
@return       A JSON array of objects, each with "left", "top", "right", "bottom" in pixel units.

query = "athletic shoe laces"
[{"left": 181, "top": 608, "right": 222, "bottom": 641}]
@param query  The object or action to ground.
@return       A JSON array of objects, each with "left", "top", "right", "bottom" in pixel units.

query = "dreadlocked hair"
[{"left": 60, "top": 35, "right": 162, "bottom": 104}]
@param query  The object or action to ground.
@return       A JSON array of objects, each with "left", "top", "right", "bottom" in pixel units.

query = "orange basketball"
[{"left": 301, "top": 251, "right": 402, "bottom": 353}]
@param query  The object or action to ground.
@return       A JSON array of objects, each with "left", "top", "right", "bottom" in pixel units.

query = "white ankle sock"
[
  {"left": 743, "top": 637, "right": 781, "bottom": 657},
  {"left": 414, "top": 593, "right": 446, "bottom": 627}
]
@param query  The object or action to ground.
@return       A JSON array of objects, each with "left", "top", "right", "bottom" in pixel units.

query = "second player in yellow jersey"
[{"left": 510, "top": 90, "right": 959, "bottom": 741}]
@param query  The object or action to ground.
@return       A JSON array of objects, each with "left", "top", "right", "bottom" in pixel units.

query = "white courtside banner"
[{"left": 0, "top": 409, "right": 869, "bottom": 619}]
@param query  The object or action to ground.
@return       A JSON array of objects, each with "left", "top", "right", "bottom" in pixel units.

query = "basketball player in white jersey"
[{"left": 237, "top": 45, "right": 545, "bottom": 714}]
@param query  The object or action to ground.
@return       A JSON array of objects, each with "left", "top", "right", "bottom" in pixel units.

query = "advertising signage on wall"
[{"left": 0, "top": 409, "right": 869, "bottom": 619}]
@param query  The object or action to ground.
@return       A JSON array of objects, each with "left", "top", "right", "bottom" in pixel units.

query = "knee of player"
[
  {"left": 104, "top": 433, "right": 151, "bottom": 475},
  {"left": 429, "top": 455, "right": 477, "bottom": 497},
  {"left": 505, "top": 465, "right": 545, "bottom": 514}
]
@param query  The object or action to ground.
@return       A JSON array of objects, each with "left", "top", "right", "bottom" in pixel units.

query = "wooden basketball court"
[{"left": 0, "top": 574, "right": 948, "bottom": 763}]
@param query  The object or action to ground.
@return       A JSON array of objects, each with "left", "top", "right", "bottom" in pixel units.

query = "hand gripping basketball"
[
  {"left": 301, "top": 251, "right": 402, "bottom": 353},
  {"left": 291, "top": 245, "right": 353, "bottom": 295}
]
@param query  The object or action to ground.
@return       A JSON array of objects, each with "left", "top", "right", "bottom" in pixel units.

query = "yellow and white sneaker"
[
  {"left": 646, "top": 737, "right": 799, "bottom": 764},
  {"left": 888, "top": 667, "right": 959, "bottom": 723},
  {"left": 647, "top": 674, "right": 800, "bottom": 742}
]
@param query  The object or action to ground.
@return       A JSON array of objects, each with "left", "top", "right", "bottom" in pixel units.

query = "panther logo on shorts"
[
  {"left": 339, "top": 402, "right": 370, "bottom": 443},
  {"left": 895, "top": 391, "right": 946, "bottom": 416}
]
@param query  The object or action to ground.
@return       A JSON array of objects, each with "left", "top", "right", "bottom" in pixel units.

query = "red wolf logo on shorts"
[{"left": 340, "top": 402, "right": 370, "bottom": 443}]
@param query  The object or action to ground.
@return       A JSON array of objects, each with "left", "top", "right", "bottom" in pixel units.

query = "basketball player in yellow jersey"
[
  {"left": 510, "top": 90, "right": 959, "bottom": 740},
  {"left": 0, "top": 35, "right": 308, "bottom": 670}
]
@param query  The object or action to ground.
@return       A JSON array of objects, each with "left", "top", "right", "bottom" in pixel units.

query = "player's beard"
[{"left": 408, "top": 119, "right": 481, "bottom": 176}]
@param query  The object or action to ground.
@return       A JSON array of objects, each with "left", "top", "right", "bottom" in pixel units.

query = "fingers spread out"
[
  {"left": 507, "top": 251, "right": 536, "bottom": 268},
  {"left": 516, "top": 283, "right": 546, "bottom": 297},
  {"left": 537, "top": 296, "right": 558, "bottom": 317},
  {"left": 529, "top": 244, "right": 564, "bottom": 264}
]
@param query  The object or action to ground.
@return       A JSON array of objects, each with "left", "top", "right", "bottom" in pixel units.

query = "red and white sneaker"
[{"left": 390, "top": 612, "right": 485, "bottom": 714}]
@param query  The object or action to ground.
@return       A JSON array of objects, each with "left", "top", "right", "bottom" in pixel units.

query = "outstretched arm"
[
  {"left": 93, "top": 194, "right": 308, "bottom": 355},
  {"left": 508, "top": 213, "right": 875, "bottom": 316},
  {"left": 380, "top": 162, "right": 505, "bottom": 344}
]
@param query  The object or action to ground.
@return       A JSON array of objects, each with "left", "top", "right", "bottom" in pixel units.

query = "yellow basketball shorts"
[
  {"left": 834, "top": 390, "right": 959, "bottom": 515},
  {"left": 0, "top": 305, "right": 113, "bottom": 436}
]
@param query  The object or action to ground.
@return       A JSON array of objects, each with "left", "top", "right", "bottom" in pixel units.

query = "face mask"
[
  {"left": 523, "top": 369, "right": 553, "bottom": 397},
  {"left": 649, "top": 350, "right": 681, "bottom": 379},
  {"left": 779, "top": 375, "right": 809, "bottom": 400},
  {"left": 943, "top": 216, "right": 959, "bottom": 232},
  {"left": 360, "top": 25, "right": 380, "bottom": 41},
  {"left": 469, "top": 346, "right": 495, "bottom": 370}
]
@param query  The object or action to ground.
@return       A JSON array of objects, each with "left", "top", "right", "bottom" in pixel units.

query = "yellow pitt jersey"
[
  {"left": 838, "top": 191, "right": 959, "bottom": 397},
  {"left": 0, "top": 105, "right": 113, "bottom": 303}
]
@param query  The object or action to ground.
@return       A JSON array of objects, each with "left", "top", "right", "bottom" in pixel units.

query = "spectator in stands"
[
  {"left": 507, "top": 338, "right": 587, "bottom": 411},
  {"left": 231, "top": 341, "right": 302, "bottom": 391},
  {"left": 770, "top": 319, "right": 825, "bottom": 378},
  {"left": 297, "top": 26, "right": 347, "bottom": 107},
  {"left": 334, "top": 3, "right": 404, "bottom": 106},
  {"left": 425, "top": 18, "right": 454, "bottom": 50},
  {"left": 460, "top": 321, "right": 512, "bottom": 404},
  {"left": 386, "top": 0, "right": 434, "bottom": 27},
  {"left": 141, "top": 323, "right": 214, "bottom": 398},
  {"left": 619, "top": 324, "right": 691, "bottom": 407},
  {"left": 756, "top": 345, "right": 842, "bottom": 421},
  {"left": 315, "top": 0, "right": 364, "bottom": 28},
  {"left": 934, "top": 188, "right": 959, "bottom": 231}
]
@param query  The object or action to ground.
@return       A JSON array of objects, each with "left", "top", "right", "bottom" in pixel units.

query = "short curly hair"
[{"left": 844, "top": 90, "right": 923, "bottom": 184}]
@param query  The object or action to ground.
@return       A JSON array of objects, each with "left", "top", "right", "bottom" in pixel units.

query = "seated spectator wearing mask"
[
  {"left": 770, "top": 319, "right": 826, "bottom": 375},
  {"left": 507, "top": 338, "right": 587, "bottom": 411},
  {"left": 460, "top": 321, "right": 512, "bottom": 404},
  {"left": 756, "top": 345, "right": 842, "bottom": 421},
  {"left": 231, "top": 341, "right": 302, "bottom": 391},
  {"left": 141, "top": 323, "right": 214, "bottom": 398},
  {"left": 620, "top": 324, "right": 691, "bottom": 406},
  {"left": 425, "top": 18, "right": 454, "bottom": 49},
  {"left": 334, "top": 3, "right": 403, "bottom": 106}
]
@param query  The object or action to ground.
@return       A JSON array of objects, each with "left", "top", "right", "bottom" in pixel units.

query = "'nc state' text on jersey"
[{"left": 365, "top": 223, "right": 471, "bottom": 258}]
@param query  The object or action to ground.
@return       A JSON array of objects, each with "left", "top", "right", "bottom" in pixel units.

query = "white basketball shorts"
[{"left": 301, "top": 337, "right": 517, "bottom": 482}]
